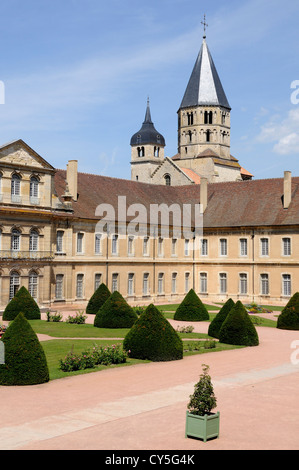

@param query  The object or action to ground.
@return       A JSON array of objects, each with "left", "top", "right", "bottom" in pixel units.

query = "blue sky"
[{"left": 0, "top": 0, "right": 298, "bottom": 180}]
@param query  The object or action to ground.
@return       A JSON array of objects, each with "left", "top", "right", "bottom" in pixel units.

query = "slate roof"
[
  {"left": 54, "top": 170, "right": 299, "bottom": 229},
  {"left": 180, "top": 38, "right": 231, "bottom": 110},
  {"left": 130, "top": 99, "right": 165, "bottom": 147}
]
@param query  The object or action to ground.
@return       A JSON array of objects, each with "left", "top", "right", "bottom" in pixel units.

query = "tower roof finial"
[{"left": 201, "top": 14, "right": 208, "bottom": 38}]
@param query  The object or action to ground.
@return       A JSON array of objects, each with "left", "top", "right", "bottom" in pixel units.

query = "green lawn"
[{"left": 29, "top": 320, "right": 130, "bottom": 338}]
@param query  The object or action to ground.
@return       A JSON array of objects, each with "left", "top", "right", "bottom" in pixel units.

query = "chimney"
[
  {"left": 200, "top": 177, "right": 208, "bottom": 212},
  {"left": 283, "top": 171, "right": 292, "bottom": 209},
  {"left": 66, "top": 160, "right": 78, "bottom": 201}
]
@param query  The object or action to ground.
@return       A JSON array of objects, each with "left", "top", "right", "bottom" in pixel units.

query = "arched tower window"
[
  {"left": 187, "top": 112, "right": 194, "bottom": 125},
  {"left": 206, "top": 130, "right": 211, "bottom": 142},
  {"left": 204, "top": 111, "right": 213, "bottom": 124},
  {"left": 137, "top": 147, "right": 145, "bottom": 157},
  {"left": 164, "top": 174, "right": 171, "bottom": 186},
  {"left": 188, "top": 130, "right": 192, "bottom": 143},
  {"left": 154, "top": 146, "right": 160, "bottom": 157}
]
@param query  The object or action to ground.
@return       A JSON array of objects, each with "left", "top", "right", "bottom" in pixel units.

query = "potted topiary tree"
[
  {"left": 86, "top": 283, "right": 111, "bottom": 314},
  {"left": 174, "top": 289, "right": 209, "bottom": 322},
  {"left": 185, "top": 364, "right": 219, "bottom": 442}
]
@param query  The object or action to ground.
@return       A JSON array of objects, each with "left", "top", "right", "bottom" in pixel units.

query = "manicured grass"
[
  {"left": 183, "top": 340, "right": 244, "bottom": 356},
  {"left": 29, "top": 320, "right": 129, "bottom": 338},
  {"left": 158, "top": 303, "right": 220, "bottom": 312}
]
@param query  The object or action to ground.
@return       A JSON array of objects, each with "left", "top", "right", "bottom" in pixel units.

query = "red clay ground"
[{"left": 0, "top": 316, "right": 299, "bottom": 450}]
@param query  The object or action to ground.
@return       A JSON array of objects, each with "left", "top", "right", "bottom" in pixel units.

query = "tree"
[
  {"left": 3, "top": 286, "right": 41, "bottom": 321},
  {"left": 94, "top": 290, "right": 138, "bottom": 328},
  {"left": 86, "top": 283, "right": 111, "bottom": 314},
  {"left": 277, "top": 292, "right": 299, "bottom": 330},
  {"left": 0, "top": 312, "right": 49, "bottom": 385},
  {"left": 219, "top": 300, "right": 259, "bottom": 346},
  {"left": 174, "top": 289, "right": 209, "bottom": 321},
  {"left": 187, "top": 364, "right": 217, "bottom": 416},
  {"left": 123, "top": 303, "right": 183, "bottom": 361},
  {"left": 208, "top": 298, "right": 235, "bottom": 338}
]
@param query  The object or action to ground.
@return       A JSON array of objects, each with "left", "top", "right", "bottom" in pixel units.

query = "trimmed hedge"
[
  {"left": 94, "top": 290, "right": 138, "bottom": 328},
  {"left": 208, "top": 298, "right": 235, "bottom": 339},
  {"left": 86, "top": 283, "right": 111, "bottom": 314},
  {"left": 219, "top": 300, "right": 259, "bottom": 346},
  {"left": 0, "top": 312, "right": 49, "bottom": 385},
  {"left": 3, "top": 286, "right": 41, "bottom": 321},
  {"left": 123, "top": 304, "right": 183, "bottom": 361},
  {"left": 174, "top": 289, "right": 209, "bottom": 321},
  {"left": 277, "top": 292, "right": 299, "bottom": 330}
]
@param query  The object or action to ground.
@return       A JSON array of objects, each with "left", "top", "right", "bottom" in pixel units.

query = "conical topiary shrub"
[
  {"left": 0, "top": 312, "right": 49, "bottom": 385},
  {"left": 208, "top": 298, "right": 235, "bottom": 339},
  {"left": 174, "top": 289, "right": 209, "bottom": 322},
  {"left": 3, "top": 286, "right": 41, "bottom": 321},
  {"left": 94, "top": 290, "right": 138, "bottom": 328},
  {"left": 277, "top": 292, "right": 299, "bottom": 330},
  {"left": 123, "top": 304, "right": 183, "bottom": 361},
  {"left": 219, "top": 300, "right": 259, "bottom": 346},
  {"left": 86, "top": 283, "right": 111, "bottom": 314}
]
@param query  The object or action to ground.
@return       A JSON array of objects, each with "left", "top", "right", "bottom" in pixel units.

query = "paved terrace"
[{"left": 0, "top": 312, "right": 299, "bottom": 450}]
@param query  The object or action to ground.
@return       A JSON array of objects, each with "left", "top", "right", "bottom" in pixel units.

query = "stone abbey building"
[{"left": 0, "top": 34, "right": 297, "bottom": 310}]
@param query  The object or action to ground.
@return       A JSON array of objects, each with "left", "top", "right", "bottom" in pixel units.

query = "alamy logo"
[
  {"left": 290, "top": 80, "right": 299, "bottom": 105},
  {"left": 0, "top": 81, "right": 4, "bottom": 105}
]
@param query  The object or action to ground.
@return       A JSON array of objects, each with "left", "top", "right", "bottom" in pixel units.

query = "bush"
[
  {"left": 219, "top": 300, "right": 259, "bottom": 346},
  {"left": 187, "top": 364, "right": 217, "bottom": 416},
  {"left": 3, "top": 286, "right": 41, "bottom": 321},
  {"left": 86, "top": 283, "right": 111, "bottom": 314},
  {"left": 59, "top": 343, "right": 127, "bottom": 372},
  {"left": 66, "top": 311, "right": 87, "bottom": 324},
  {"left": 94, "top": 291, "right": 138, "bottom": 328},
  {"left": 0, "top": 312, "right": 49, "bottom": 385},
  {"left": 174, "top": 289, "right": 209, "bottom": 322},
  {"left": 277, "top": 292, "right": 299, "bottom": 330},
  {"left": 46, "top": 311, "right": 63, "bottom": 322},
  {"left": 123, "top": 303, "right": 183, "bottom": 361},
  {"left": 208, "top": 298, "right": 235, "bottom": 338}
]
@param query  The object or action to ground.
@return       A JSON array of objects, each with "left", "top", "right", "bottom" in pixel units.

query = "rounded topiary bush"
[
  {"left": 0, "top": 312, "right": 49, "bottom": 385},
  {"left": 174, "top": 289, "right": 209, "bottom": 322},
  {"left": 94, "top": 290, "right": 138, "bottom": 328},
  {"left": 3, "top": 286, "right": 41, "bottom": 321},
  {"left": 208, "top": 298, "right": 235, "bottom": 339},
  {"left": 123, "top": 304, "right": 183, "bottom": 361},
  {"left": 277, "top": 292, "right": 299, "bottom": 330},
  {"left": 219, "top": 300, "right": 259, "bottom": 346},
  {"left": 86, "top": 283, "right": 111, "bottom": 314}
]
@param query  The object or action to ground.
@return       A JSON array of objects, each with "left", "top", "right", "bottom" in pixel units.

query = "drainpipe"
[{"left": 252, "top": 229, "right": 255, "bottom": 303}]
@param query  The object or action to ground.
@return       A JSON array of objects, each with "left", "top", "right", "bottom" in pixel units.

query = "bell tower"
[{"left": 130, "top": 99, "right": 165, "bottom": 183}]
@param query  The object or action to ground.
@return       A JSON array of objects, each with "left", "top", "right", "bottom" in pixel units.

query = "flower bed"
[{"left": 59, "top": 343, "right": 127, "bottom": 372}]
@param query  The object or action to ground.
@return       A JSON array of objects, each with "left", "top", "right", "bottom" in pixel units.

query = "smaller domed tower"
[{"left": 130, "top": 99, "right": 165, "bottom": 183}]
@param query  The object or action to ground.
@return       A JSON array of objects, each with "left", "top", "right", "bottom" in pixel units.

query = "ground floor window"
[
  {"left": 9, "top": 271, "right": 20, "bottom": 300},
  {"left": 112, "top": 273, "right": 119, "bottom": 292},
  {"left": 95, "top": 273, "right": 102, "bottom": 290},
  {"left": 199, "top": 272, "right": 207, "bottom": 294},
  {"left": 282, "top": 274, "right": 291, "bottom": 297},
  {"left": 219, "top": 273, "right": 227, "bottom": 294},
  {"left": 143, "top": 273, "right": 149, "bottom": 295},
  {"left": 128, "top": 273, "right": 134, "bottom": 296},
  {"left": 239, "top": 273, "right": 248, "bottom": 295},
  {"left": 171, "top": 273, "right": 177, "bottom": 294},
  {"left": 76, "top": 274, "right": 84, "bottom": 298},
  {"left": 260, "top": 274, "right": 269, "bottom": 295},
  {"left": 55, "top": 274, "right": 64, "bottom": 300},
  {"left": 29, "top": 271, "right": 38, "bottom": 299}
]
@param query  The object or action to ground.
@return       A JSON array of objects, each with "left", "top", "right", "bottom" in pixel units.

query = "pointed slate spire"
[{"left": 180, "top": 37, "right": 231, "bottom": 110}]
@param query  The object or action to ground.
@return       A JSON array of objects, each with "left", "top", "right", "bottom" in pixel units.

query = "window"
[
  {"left": 128, "top": 273, "right": 134, "bottom": 296},
  {"left": 184, "top": 239, "right": 190, "bottom": 256},
  {"left": 204, "top": 111, "right": 213, "bottom": 124},
  {"left": 261, "top": 238, "right": 269, "bottom": 256},
  {"left": 164, "top": 174, "right": 171, "bottom": 186},
  {"left": 185, "top": 272, "right": 190, "bottom": 293},
  {"left": 260, "top": 274, "right": 269, "bottom": 295},
  {"left": 143, "top": 236, "right": 149, "bottom": 256},
  {"left": 282, "top": 274, "right": 291, "bottom": 297},
  {"left": 158, "top": 237, "right": 163, "bottom": 257},
  {"left": 201, "top": 239, "right": 208, "bottom": 256},
  {"left": 56, "top": 231, "right": 64, "bottom": 253},
  {"left": 55, "top": 274, "right": 64, "bottom": 300},
  {"left": 239, "top": 273, "right": 248, "bottom": 295},
  {"left": 30, "top": 176, "right": 39, "bottom": 201},
  {"left": 112, "top": 273, "right": 119, "bottom": 292},
  {"left": 128, "top": 236, "right": 134, "bottom": 256},
  {"left": 29, "top": 230, "right": 39, "bottom": 252},
  {"left": 188, "top": 130, "right": 192, "bottom": 143},
  {"left": 11, "top": 229, "right": 21, "bottom": 251},
  {"left": 158, "top": 273, "right": 164, "bottom": 294},
  {"left": 9, "top": 271, "right": 20, "bottom": 300},
  {"left": 240, "top": 238, "right": 247, "bottom": 257},
  {"left": 111, "top": 234, "right": 118, "bottom": 255},
  {"left": 11, "top": 174, "right": 21, "bottom": 197},
  {"left": 95, "top": 234, "right": 101, "bottom": 254},
  {"left": 220, "top": 238, "right": 227, "bottom": 256},
  {"left": 200, "top": 273, "right": 208, "bottom": 294},
  {"left": 219, "top": 273, "right": 227, "bottom": 294},
  {"left": 154, "top": 147, "right": 160, "bottom": 157},
  {"left": 187, "top": 112, "right": 194, "bottom": 125},
  {"left": 137, "top": 146, "right": 145, "bottom": 157},
  {"left": 77, "top": 233, "right": 84, "bottom": 253},
  {"left": 282, "top": 238, "right": 291, "bottom": 256},
  {"left": 171, "top": 273, "right": 177, "bottom": 294},
  {"left": 76, "top": 274, "right": 84, "bottom": 298},
  {"left": 29, "top": 271, "right": 38, "bottom": 299},
  {"left": 171, "top": 238, "right": 177, "bottom": 256},
  {"left": 206, "top": 129, "right": 211, "bottom": 142},
  {"left": 94, "top": 273, "right": 102, "bottom": 290},
  {"left": 143, "top": 273, "right": 149, "bottom": 295}
]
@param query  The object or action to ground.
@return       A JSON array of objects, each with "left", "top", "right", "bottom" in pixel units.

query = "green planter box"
[{"left": 185, "top": 411, "right": 220, "bottom": 442}]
